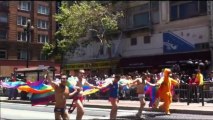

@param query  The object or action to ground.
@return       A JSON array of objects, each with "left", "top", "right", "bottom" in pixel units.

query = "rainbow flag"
[
  {"left": 31, "top": 91, "right": 55, "bottom": 106},
  {"left": 145, "top": 85, "right": 159, "bottom": 107},
  {"left": 1, "top": 81, "right": 26, "bottom": 88}
]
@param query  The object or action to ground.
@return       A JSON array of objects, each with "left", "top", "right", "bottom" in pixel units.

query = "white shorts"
[{"left": 138, "top": 94, "right": 145, "bottom": 100}]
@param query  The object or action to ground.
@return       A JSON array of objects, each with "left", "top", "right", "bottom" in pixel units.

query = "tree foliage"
[{"left": 42, "top": 1, "right": 123, "bottom": 58}]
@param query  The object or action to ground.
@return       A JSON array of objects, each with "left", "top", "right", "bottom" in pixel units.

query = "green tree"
[{"left": 42, "top": 1, "right": 123, "bottom": 63}]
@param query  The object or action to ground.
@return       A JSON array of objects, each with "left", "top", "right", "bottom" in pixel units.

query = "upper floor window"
[
  {"left": 0, "top": 50, "right": 7, "bottom": 59},
  {"left": 0, "top": 1, "right": 9, "bottom": 6},
  {"left": 0, "top": 30, "right": 7, "bottom": 40},
  {"left": 17, "top": 49, "right": 28, "bottom": 60},
  {"left": 37, "top": 20, "right": 48, "bottom": 29},
  {"left": 144, "top": 36, "right": 151, "bottom": 44},
  {"left": 38, "top": 34, "right": 49, "bottom": 43},
  {"left": 127, "top": 2, "right": 159, "bottom": 29},
  {"left": 150, "top": 1, "right": 159, "bottom": 24},
  {"left": 170, "top": 1, "right": 207, "bottom": 21},
  {"left": 39, "top": 53, "right": 48, "bottom": 60},
  {"left": 0, "top": 12, "right": 8, "bottom": 23},
  {"left": 17, "top": 16, "right": 28, "bottom": 26},
  {"left": 133, "top": 12, "right": 149, "bottom": 27},
  {"left": 17, "top": 32, "right": 31, "bottom": 42},
  {"left": 130, "top": 38, "right": 137, "bottom": 46},
  {"left": 18, "top": 1, "right": 31, "bottom": 11},
  {"left": 38, "top": 5, "right": 49, "bottom": 15}
]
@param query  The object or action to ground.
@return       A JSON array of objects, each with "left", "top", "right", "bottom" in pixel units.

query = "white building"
[{"left": 64, "top": 1, "right": 212, "bottom": 75}]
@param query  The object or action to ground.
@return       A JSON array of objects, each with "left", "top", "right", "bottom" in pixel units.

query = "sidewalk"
[{"left": 1, "top": 96, "right": 213, "bottom": 115}]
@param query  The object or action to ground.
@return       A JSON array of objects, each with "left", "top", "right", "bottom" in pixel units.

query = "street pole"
[
  {"left": 24, "top": 19, "right": 34, "bottom": 68},
  {"left": 26, "top": 23, "right": 30, "bottom": 68}
]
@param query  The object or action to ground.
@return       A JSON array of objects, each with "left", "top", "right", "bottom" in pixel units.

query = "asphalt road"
[{"left": 0, "top": 102, "right": 213, "bottom": 120}]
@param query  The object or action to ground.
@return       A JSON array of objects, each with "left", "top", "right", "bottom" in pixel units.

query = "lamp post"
[{"left": 23, "top": 19, "right": 34, "bottom": 68}]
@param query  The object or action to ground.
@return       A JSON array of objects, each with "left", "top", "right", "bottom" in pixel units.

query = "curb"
[{"left": 1, "top": 100, "right": 213, "bottom": 115}]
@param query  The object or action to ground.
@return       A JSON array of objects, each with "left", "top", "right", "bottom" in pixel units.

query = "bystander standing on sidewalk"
[{"left": 8, "top": 73, "right": 18, "bottom": 100}]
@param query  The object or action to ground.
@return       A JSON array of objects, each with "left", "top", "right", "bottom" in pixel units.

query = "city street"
[{"left": 1, "top": 102, "right": 213, "bottom": 120}]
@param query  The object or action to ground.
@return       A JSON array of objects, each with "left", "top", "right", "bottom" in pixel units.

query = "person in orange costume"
[{"left": 153, "top": 68, "right": 180, "bottom": 115}]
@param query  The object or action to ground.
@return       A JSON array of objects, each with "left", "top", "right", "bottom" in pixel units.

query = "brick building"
[{"left": 0, "top": 1, "right": 60, "bottom": 76}]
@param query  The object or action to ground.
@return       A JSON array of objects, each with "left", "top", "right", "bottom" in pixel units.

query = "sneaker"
[{"left": 166, "top": 111, "right": 171, "bottom": 115}]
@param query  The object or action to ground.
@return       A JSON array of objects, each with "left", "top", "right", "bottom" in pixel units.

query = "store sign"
[{"left": 65, "top": 60, "right": 119, "bottom": 70}]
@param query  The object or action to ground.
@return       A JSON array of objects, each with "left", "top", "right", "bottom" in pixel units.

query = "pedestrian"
[
  {"left": 100, "top": 74, "right": 121, "bottom": 120},
  {"left": 45, "top": 70, "right": 80, "bottom": 120},
  {"left": 129, "top": 73, "right": 156, "bottom": 118},
  {"left": 69, "top": 69, "right": 100, "bottom": 120}
]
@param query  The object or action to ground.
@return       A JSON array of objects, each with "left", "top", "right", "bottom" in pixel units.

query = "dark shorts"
[{"left": 54, "top": 107, "right": 66, "bottom": 115}]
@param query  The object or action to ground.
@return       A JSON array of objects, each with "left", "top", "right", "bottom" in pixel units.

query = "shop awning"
[{"left": 119, "top": 50, "right": 211, "bottom": 68}]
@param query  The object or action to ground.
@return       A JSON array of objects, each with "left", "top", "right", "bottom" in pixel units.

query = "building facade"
[
  {"left": 0, "top": 1, "right": 60, "bottom": 76},
  {"left": 64, "top": 1, "right": 212, "bottom": 75}
]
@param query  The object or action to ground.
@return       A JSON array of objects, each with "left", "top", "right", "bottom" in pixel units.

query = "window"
[
  {"left": 151, "top": 1, "right": 159, "bottom": 24},
  {"left": 17, "top": 16, "right": 28, "bottom": 26},
  {"left": 0, "top": 1, "right": 9, "bottom": 6},
  {"left": 195, "top": 42, "right": 209, "bottom": 50},
  {"left": 37, "top": 20, "right": 48, "bottom": 29},
  {"left": 0, "top": 30, "right": 7, "bottom": 40},
  {"left": 128, "top": 2, "right": 159, "bottom": 28},
  {"left": 170, "top": 1, "right": 207, "bottom": 21},
  {"left": 144, "top": 36, "right": 151, "bottom": 44},
  {"left": 38, "top": 5, "right": 49, "bottom": 15},
  {"left": 39, "top": 53, "right": 48, "bottom": 60},
  {"left": 38, "top": 34, "right": 49, "bottom": 43},
  {"left": 17, "top": 50, "right": 28, "bottom": 60},
  {"left": 0, "top": 13, "right": 8, "bottom": 23},
  {"left": 133, "top": 12, "right": 149, "bottom": 27},
  {"left": 130, "top": 38, "right": 137, "bottom": 46},
  {"left": 18, "top": 1, "right": 31, "bottom": 11},
  {"left": 0, "top": 50, "right": 7, "bottom": 59},
  {"left": 17, "top": 32, "right": 31, "bottom": 42}
]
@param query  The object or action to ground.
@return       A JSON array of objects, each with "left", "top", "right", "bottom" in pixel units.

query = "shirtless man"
[
  {"left": 73, "top": 69, "right": 100, "bottom": 120},
  {"left": 45, "top": 70, "right": 80, "bottom": 120},
  {"left": 129, "top": 73, "right": 156, "bottom": 118}
]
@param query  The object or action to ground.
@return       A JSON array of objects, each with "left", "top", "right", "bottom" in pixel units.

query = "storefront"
[
  {"left": 119, "top": 50, "right": 211, "bottom": 74},
  {"left": 64, "top": 59, "right": 120, "bottom": 76}
]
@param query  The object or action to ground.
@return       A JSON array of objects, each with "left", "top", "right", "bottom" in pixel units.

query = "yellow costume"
[{"left": 153, "top": 68, "right": 179, "bottom": 115}]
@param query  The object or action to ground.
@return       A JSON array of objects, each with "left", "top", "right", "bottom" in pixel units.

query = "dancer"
[
  {"left": 70, "top": 69, "right": 100, "bottom": 120},
  {"left": 45, "top": 70, "right": 80, "bottom": 120},
  {"left": 100, "top": 74, "right": 121, "bottom": 120},
  {"left": 129, "top": 73, "right": 156, "bottom": 118},
  {"left": 153, "top": 68, "right": 180, "bottom": 115}
]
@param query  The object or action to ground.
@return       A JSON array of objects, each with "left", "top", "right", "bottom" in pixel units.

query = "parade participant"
[
  {"left": 70, "top": 69, "right": 100, "bottom": 120},
  {"left": 129, "top": 73, "right": 156, "bottom": 118},
  {"left": 100, "top": 74, "right": 121, "bottom": 120},
  {"left": 153, "top": 68, "right": 180, "bottom": 115},
  {"left": 45, "top": 70, "right": 80, "bottom": 120}
]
